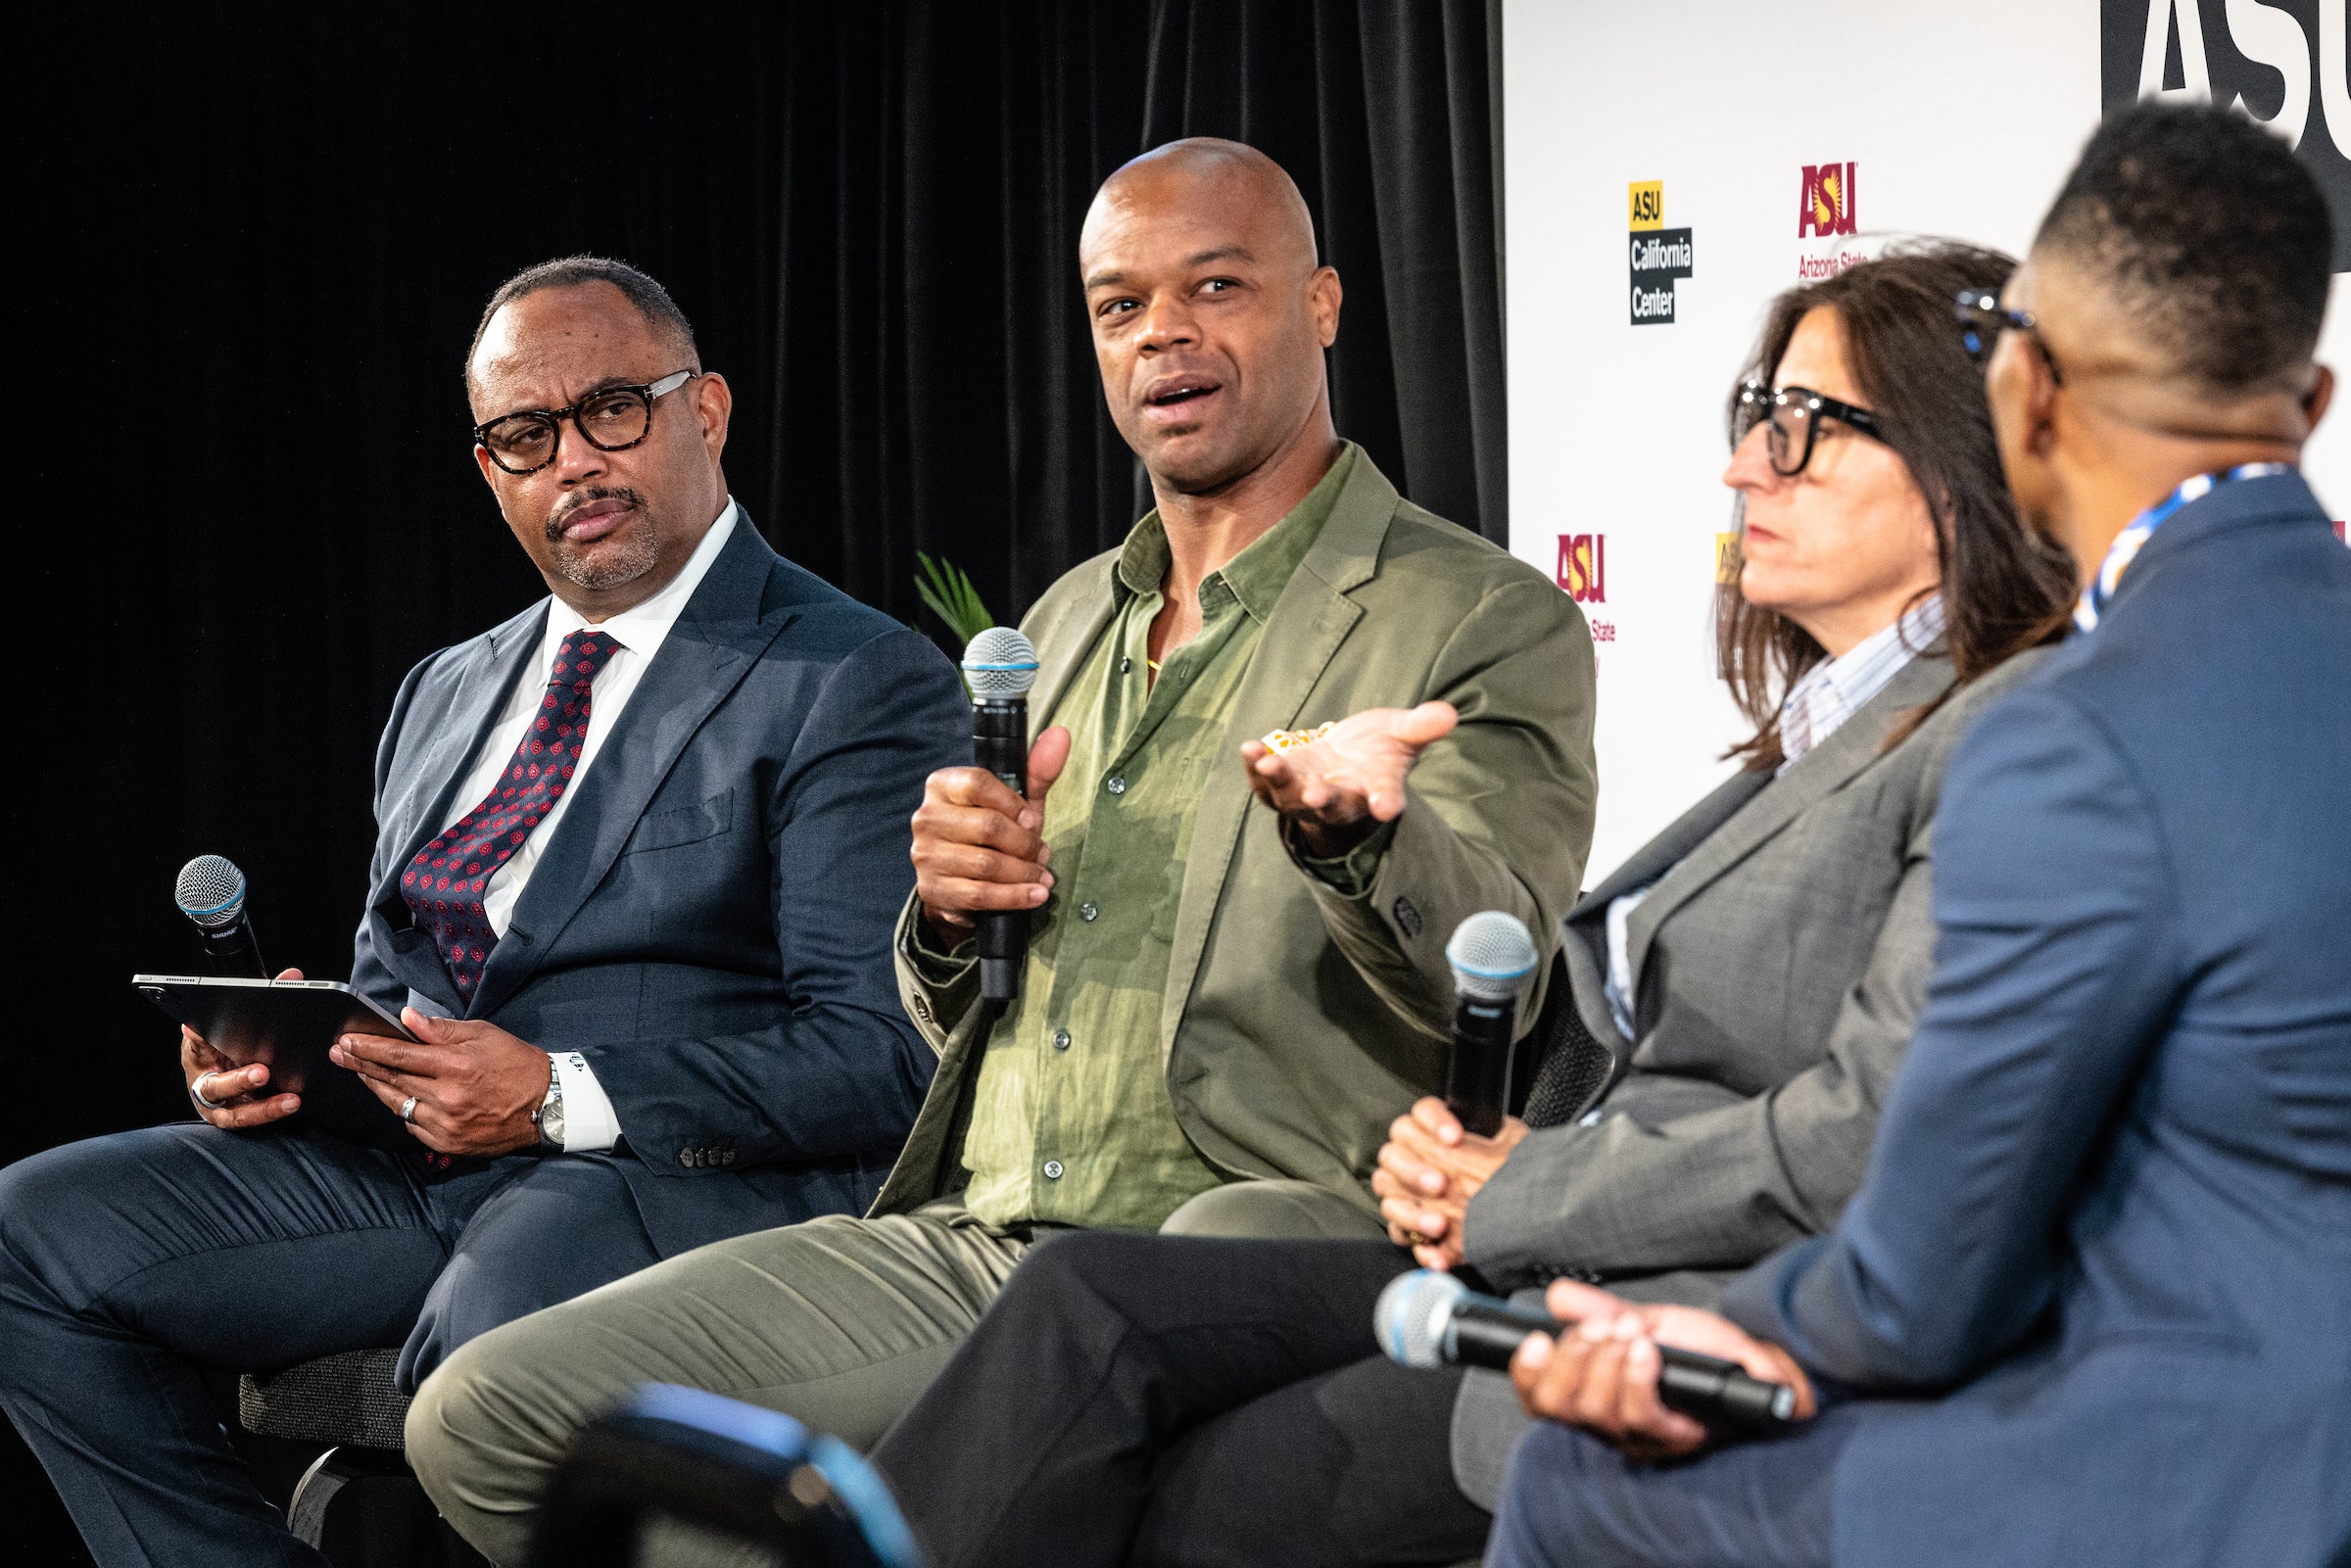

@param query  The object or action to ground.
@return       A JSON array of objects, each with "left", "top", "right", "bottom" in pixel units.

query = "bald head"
[
  {"left": 1084, "top": 138, "right": 1319, "bottom": 282},
  {"left": 1080, "top": 139, "right": 1341, "bottom": 496}
]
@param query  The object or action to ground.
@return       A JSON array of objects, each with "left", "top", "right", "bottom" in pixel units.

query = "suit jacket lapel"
[
  {"left": 1554, "top": 769, "right": 1767, "bottom": 1054},
  {"left": 366, "top": 603, "right": 548, "bottom": 1014},
  {"left": 1568, "top": 770, "right": 1769, "bottom": 922},
  {"left": 1030, "top": 555, "right": 1120, "bottom": 730},
  {"left": 1157, "top": 455, "right": 1390, "bottom": 1051},
  {"left": 467, "top": 523, "right": 794, "bottom": 1019},
  {"left": 1622, "top": 646, "right": 1957, "bottom": 998}
]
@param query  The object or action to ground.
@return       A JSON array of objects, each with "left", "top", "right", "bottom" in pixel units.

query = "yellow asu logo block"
[
  {"left": 1715, "top": 532, "right": 1742, "bottom": 585},
  {"left": 1628, "top": 180, "right": 1663, "bottom": 231}
]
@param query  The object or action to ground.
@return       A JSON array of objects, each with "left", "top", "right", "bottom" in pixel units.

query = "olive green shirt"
[
  {"left": 936, "top": 450, "right": 1360, "bottom": 1228},
  {"left": 882, "top": 445, "right": 1596, "bottom": 1229}
]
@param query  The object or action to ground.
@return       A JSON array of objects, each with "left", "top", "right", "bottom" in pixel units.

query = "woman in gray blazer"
[{"left": 863, "top": 243, "right": 2078, "bottom": 1568}]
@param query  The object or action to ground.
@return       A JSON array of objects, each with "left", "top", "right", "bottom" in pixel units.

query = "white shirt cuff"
[{"left": 549, "top": 1050, "right": 622, "bottom": 1153}]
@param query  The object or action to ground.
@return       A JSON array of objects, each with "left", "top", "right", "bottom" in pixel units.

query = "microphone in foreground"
[
  {"left": 528, "top": 1383, "right": 923, "bottom": 1568},
  {"left": 1443, "top": 911, "right": 1539, "bottom": 1135},
  {"left": 175, "top": 854, "right": 267, "bottom": 978},
  {"left": 961, "top": 627, "right": 1040, "bottom": 1002},
  {"left": 1374, "top": 1268, "right": 1797, "bottom": 1431}
]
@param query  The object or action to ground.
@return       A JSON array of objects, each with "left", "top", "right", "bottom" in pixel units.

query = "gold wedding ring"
[{"left": 1260, "top": 722, "right": 1335, "bottom": 756}]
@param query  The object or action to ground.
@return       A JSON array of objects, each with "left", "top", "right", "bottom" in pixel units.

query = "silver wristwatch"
[{"left": 533, "top": 1055, "right": 568, "bottom": 1151}]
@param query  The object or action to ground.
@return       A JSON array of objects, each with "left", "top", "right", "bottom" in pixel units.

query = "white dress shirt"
[
  {"left": 1600, "top": 593, "right": 1943, "bottom": 1041},
  {"left": 431, "top": 499, "right": 741, "bottom": 1150}
]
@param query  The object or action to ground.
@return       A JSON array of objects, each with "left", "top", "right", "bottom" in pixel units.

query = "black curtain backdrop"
[
  {"left": 14, "top": 1, "right": 1505, "bottom": 1546},
  {"left": 769, "top": 0, "right": 1510, "bottom": 628}
]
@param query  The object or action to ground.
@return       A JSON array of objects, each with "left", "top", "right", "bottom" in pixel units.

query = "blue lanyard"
[{"left": 2075, "top": 463, "right": 2293, "bottom": 632}]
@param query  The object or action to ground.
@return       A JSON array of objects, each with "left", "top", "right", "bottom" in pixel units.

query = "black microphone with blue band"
[
  {"left": 174, "top": 854, "right": 268, "bottom": 978},
  {"left": 1443, "top": 912, "right": 1539, "bottom": 1136},
  {"left": 961, "top": 628, "right": 1041, "bottom": 1003},
  {"left": 1375, "top": 1268, "right": 1799, "bottom": 1431}
]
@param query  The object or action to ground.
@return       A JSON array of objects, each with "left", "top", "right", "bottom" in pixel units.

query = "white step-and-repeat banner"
[{"left": 1504, "top": 0, "right": 2351, "bottom": 879}]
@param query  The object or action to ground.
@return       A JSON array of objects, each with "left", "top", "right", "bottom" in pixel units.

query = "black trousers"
[
  {"left": 0, "top": 1121, "right": 662, "bottom": 1568},
  {"left": 870, "top": 1233, "right": 1491, "bottom": 1568}
]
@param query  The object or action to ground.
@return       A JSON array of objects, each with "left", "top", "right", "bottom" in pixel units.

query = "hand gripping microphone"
[
  {"left": 1444, "top": 912, "right": 1539, "bottom": 1136},
  {"left": 1375, "top": 1268, "right": 1797, "bottom": 1431},
  {"left": 961, "top": 627, "right": 1041, "bottom": 1003},
  {"left": 175, "top": 855, "right": 268, "bottom": 978}
]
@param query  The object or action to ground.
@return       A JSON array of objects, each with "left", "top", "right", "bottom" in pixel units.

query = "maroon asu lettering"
[
  {"left": 1556, "top": 533, "right": 1607, "bottom": 603},
  {"left": 1799, "top": 162, "right": 1857, "bottom": 238}
]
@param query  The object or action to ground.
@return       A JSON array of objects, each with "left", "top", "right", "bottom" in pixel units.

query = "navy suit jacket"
[
  {"left": 353, "top": 514, "right": 969, "bottom": 1256},
  {"left": 1722, "top": 472, "right": 2351, "bottom": 1566}
]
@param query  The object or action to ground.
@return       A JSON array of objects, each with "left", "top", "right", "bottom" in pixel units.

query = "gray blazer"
[{"left": 1448, "top": 641, "right": 2047, "bottom": 1505}]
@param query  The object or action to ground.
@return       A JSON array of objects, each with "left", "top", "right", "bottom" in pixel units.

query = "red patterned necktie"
[{"left": 402, "top": 628, "right": 620, "bottom": 999}]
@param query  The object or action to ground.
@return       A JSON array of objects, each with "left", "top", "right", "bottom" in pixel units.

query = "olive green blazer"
[{"left": 875, "top": 450, "right": 1597, "bottom": 1220}]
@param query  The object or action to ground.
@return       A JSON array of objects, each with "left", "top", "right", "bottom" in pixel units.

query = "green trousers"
[{"left": 407, "top": 1182, "right": 1381, "bottom": 1565}]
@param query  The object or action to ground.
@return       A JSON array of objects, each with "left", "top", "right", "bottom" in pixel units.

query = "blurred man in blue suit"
[
  {"left": 1483, "top": 102, "right": 2350, "bottom": 1568},
  {"left": 0, "top": 257, "right": 968, "bottom": 1567}
]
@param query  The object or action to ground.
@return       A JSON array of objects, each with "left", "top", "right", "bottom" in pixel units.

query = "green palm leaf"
[{"left": 915, "top": 552, "right": 997, "bottom": 694}]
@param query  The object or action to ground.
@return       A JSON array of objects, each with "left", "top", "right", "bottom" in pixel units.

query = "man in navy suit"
[
  {"left": 0, "top": 257, "right": 968, "bottom": 1567},
  {"left": 1482, "top": 103, "right": 2351, "bottom": 1568}
]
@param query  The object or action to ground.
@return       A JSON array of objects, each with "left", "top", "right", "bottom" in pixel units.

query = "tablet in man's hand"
[{"left": 135, "top": 975, "right": 418, "bottom": 1149}]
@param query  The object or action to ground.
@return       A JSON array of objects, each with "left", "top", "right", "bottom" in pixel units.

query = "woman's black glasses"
[{"left": 1732, "top": 382, "right": 1888, "bottom": 477}]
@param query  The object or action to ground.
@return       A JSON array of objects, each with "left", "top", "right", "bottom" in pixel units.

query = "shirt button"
[
  {"left": 1043, "top": 1160, "right": 1065, "bottom": 1179},
  {"left": 1106, "top": 776, "right": 1127, "bottom": 795},
  {"left": 1119, "top": 656, "right": 1132, "bottom": 674},
  {"left": 1052, "top": 1028, "right": 1072, "bottom": 1051},
  {"left": 1080, "top": 902, "right": 1098, "bottom": 922}
]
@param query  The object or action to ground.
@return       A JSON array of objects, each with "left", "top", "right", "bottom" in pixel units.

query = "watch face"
[{"left": 541, "top": 1100, "right": 565, "bottom": 1146}]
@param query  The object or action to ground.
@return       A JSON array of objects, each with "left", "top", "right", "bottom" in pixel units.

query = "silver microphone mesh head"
[
  {"left": 962, "top": 627, "right": 1039, "bottom": 700},
  {"left": 1374, "top": 1269, "right": 1466, "bottom": 1371},
  {"left": 175, "top": 855, "right": 247, "bottom": 928},
  {"left": 1445, "top": 911, "right": 1538, "bottom": 1002}
]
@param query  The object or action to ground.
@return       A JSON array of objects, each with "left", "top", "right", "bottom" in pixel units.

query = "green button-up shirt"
[{"left": 943, "top": 449, "right": 1360, "bottom": 1228}]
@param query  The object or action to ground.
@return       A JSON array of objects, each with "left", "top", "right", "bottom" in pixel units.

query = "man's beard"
[{"left": 546, "top": 486, "right": 662, "bottom": 592}]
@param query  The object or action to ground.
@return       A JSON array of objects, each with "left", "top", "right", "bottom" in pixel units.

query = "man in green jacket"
[{"left": 408, "top": 137, "right": 1595, "bottom": 1565}]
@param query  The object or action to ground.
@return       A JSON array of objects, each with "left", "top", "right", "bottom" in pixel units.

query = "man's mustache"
[{"left": 545, "top": 487, "right": 648, "bottom": 544}]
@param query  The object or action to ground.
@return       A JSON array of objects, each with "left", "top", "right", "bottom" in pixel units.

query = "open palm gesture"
[{"left": 1240, "top": 700, "right": 1458, "bottom": 856}]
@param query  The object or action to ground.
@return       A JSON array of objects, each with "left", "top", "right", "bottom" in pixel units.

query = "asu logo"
[
  {"left": 1627, "top": 180, "right": 1694, "bottom": 325},
  {"left": 1799, "top": 162, "right": 1857, "bottom": 238},
  {"left": 1556, "top": 534, "right": 1607, "bottom": 603}
]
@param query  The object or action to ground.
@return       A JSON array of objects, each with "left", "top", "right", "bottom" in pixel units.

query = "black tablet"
[{"left": 133, "top": 975, "right": 418, "bottom": 1148}]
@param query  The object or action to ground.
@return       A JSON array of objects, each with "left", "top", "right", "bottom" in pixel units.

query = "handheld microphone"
[
  {"left": 527, "top": 1382, "right": 922, "bottom": 1568},
  {"left": 961, "top": 627, "right": 1040, "bottom": 1003},
  {"left": 175, "top": 855, "right": 268, "bottom": 978},
  {"left": 1444, "top": 912, "right": 1538, "bottom": 1136},
  {"left": 1374, "top": 1268, "right": 1797, "bottom": 1431}
]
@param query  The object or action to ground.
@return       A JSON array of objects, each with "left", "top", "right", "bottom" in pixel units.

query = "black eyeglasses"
[
  {"left": 473, "top": 369, "right": 698, "bottom": 475},
  {"left": 1953, "top": 290, "right": 2064, "bottom": 385},
  {"left": 1731, "top": 382, "right": 1888, "bottom": 477}
]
